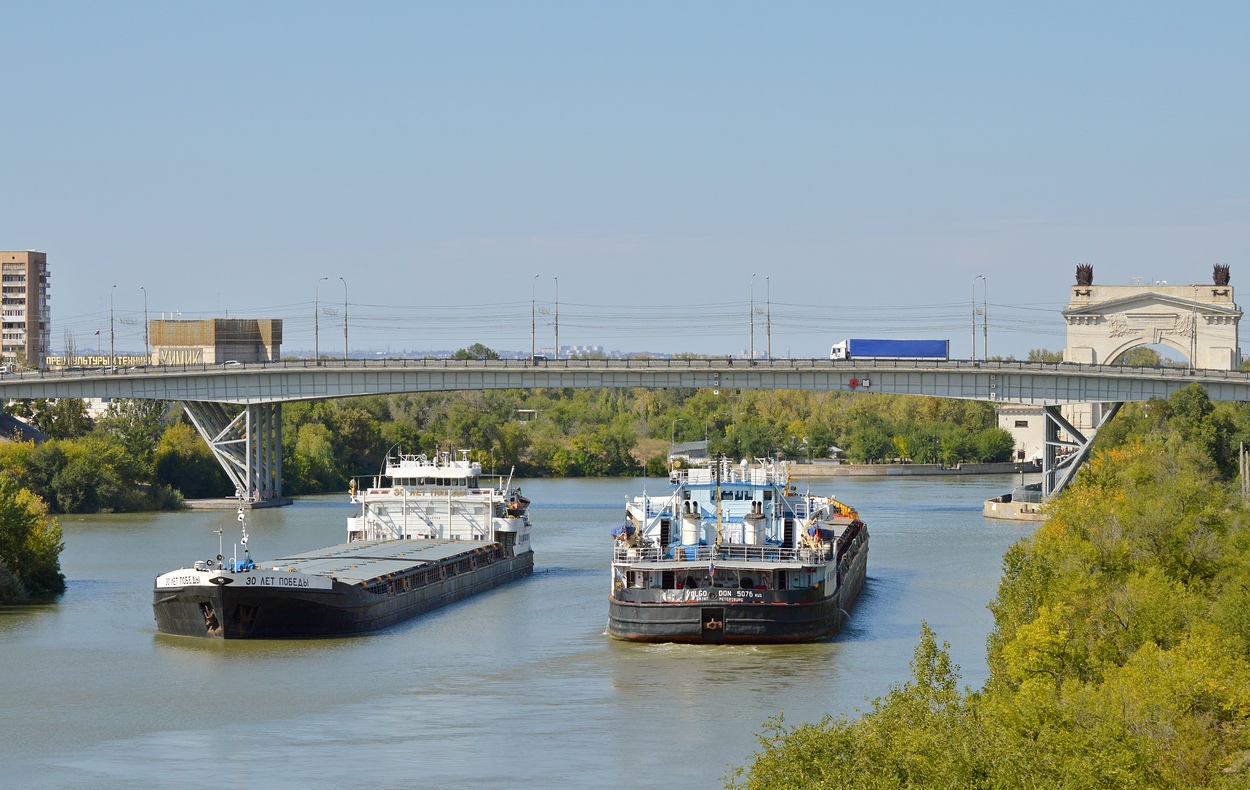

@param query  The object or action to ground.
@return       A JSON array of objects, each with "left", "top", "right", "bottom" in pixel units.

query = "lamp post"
[
  {"left": 139, "top": 286, "right": 148, "bottom": 362},
  {"left": 109, "top": 284, "right": 116, "bottom": 364},
  {"left": 339, "top": 276, "right": 348, "bottom": 361},
  {"left": 766, "top": 275, "right": 771, "bottom": 360},
  {"left": 749, "top": 273, "right": 756, "bottom": 362},
  {"left": 554, "top": 276, "right": 559, "bottom": 361},
  {"left": 314, "top": 277, "right": 328, "bottom": 362},
  {"left": 671, "top": 418, "right": 685, "bottom": 446}
]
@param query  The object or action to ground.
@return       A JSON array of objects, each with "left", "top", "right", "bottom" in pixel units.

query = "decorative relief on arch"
[{"left": 1105, "top": 311, "right": 1193, "bottom": 339}]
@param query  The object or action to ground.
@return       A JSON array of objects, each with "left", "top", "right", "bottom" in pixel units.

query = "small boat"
[
  {"left": 153, "top": 451, "right": 534, "bottom": 638},
  {"left": 607, "top": 456, "right": 868, "bottom": 643}
]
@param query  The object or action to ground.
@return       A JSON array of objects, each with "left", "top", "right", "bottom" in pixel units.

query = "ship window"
[{"left": 763, "top": 490, "right": 772, "bottom": 500}]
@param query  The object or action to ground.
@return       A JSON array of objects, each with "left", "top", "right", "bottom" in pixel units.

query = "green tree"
[
  {"left": 0, "top": 476, "right": 64, "bottom": 601},
  {"left": 1114, "top": 346, "right": 1164, "bottom": 367},
  {"left": 452, "top": 343, "right": 500, "bottom": 360},
  {"left": 155, "top": 422, "right": 230, "bottom": 499},
  {"left": 96, "top": 399, "right": 169, "bottom": 472},
  {"left": 32, "top": 398, "right": 94, "bottom": 440},
  {"left": 1028, "top": 348, "right": 1064, "bottom": 363}
]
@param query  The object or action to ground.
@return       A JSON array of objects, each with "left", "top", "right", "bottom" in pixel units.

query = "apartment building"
[{"left": 0, "top": 251, "right": 50, "bottom": 369}]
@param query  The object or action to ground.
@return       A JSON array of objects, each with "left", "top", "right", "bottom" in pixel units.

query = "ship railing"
[{"left": 613, "top": 543, "right": 831, "bottom": 564}]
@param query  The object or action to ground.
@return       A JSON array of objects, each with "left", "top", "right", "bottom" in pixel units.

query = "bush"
[{"left": 0, "top": 476, "right": 64, "bottom": 601}]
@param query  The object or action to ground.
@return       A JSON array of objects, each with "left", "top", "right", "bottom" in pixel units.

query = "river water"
[{"left": 0, "top": 475, "right": 1036, "bottom": 789}]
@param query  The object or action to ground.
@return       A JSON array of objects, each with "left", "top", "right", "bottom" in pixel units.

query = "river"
[{"left": 0, "top": 475, "right": 1036, "bottom": 789}]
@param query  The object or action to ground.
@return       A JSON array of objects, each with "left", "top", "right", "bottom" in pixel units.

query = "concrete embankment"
[
  {"left": 790, "top": 461, "right": 1041, "bottom": 479},
  {"left": 184, "top": 497, "right": 294, "bottom": 510}
]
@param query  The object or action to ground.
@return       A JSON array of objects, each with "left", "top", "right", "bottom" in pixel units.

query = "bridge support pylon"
[
  {"left": 1042, "top": 402, "right": 1122, "bottom": 500},
  {"left": 183, "top": 401, "right": 283, "bottom": 502}
]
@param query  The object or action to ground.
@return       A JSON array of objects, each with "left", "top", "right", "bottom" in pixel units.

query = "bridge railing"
[{"left": 9, "top": 356, "right": 1250, "bottom": 382}]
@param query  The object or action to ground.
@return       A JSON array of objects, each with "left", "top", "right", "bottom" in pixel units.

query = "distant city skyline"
[{"left": 4, "top": 4, "right": 1247, "bottom": 361}]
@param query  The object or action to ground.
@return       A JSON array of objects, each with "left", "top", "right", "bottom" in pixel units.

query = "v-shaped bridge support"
[
  {"left": 1042, "top": 402, "right": 1122, "bottom": 499},
  {"left": 182, "top": 402, "right": 283, "bottom": 502}
]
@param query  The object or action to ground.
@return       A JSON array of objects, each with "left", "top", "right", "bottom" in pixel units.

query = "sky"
[{"left": 3, "top": 2, "right": 1249, "bottom": 359}]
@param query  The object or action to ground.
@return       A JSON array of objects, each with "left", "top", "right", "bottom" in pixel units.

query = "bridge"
[{"left": 2, "top": 356, "right": 1248, "bottom": 504}]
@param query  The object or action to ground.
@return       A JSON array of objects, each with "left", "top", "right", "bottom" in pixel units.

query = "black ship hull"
[
  {"left": 607, "top": 550, "right": 867, "bottom": 644},
  {"left": 154, "top": 551, "right": 533, "bottom": 639}
]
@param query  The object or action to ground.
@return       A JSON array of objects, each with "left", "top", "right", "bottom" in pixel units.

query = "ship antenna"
[{"left": 238, "top": 505, "right": 249, "bottom": 558}]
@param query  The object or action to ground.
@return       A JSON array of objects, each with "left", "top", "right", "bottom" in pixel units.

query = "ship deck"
[{"left": 266, "top": 539, "right": 495, "bottom": 586}]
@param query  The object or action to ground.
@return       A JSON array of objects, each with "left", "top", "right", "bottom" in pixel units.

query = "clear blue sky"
[{"left": 3, "top": 2, "right": 1248, "bottom": 358}]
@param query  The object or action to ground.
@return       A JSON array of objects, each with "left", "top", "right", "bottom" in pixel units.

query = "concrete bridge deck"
[{"left": 1, "top": 357, "right": 1248, "bottom": 406}]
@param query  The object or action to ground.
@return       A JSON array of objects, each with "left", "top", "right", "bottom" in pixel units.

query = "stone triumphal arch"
[
  {"left": 1036, "top": 264, "right": 1244, "bottom": 497},
  {"left": 1063, "top": 265, "right": 1241, "bottom": 369}
]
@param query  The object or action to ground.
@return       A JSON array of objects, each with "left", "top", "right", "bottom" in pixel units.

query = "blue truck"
[{"left": 829, "top": 339, "right": 950, "bottom": 361}]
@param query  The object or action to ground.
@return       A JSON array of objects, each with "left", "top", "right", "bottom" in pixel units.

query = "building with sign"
[
  {"left": 1, "top": 251, "right": 50, "bottom": 369},
  {"left": 149, "top": 319, "right": 282, "bottom": 365}
]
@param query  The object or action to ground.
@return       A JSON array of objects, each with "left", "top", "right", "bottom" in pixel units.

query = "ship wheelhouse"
[{"left": 347, "top": 450, "right": 532, "bottom": 554}]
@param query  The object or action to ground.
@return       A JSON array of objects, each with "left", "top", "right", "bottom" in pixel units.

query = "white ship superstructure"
[
  {"left": 608, "top": 456, "right": 868, "bottom": 642},
  {"left": 349, "top": 451, "right": 532, "bottom": 556}
]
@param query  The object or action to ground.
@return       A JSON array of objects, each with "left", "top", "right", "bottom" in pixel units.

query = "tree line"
[
  {"left": 0, "top": 342, "right": 1049, "bottom": 512},
  {"left": 729, "top": 383, "right": 1250, "bottom": 788}
]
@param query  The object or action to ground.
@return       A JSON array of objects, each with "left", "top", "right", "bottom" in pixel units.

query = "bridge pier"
[
  {"left": 1042, "top": 402, "right": 1121, "bottom": 499},
  {"left": 183, "top": 401, "right": 283, "bottom": 502}
]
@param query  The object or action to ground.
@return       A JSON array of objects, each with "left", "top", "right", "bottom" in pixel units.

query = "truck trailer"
[{"left": 830, "top": 339, "right": 950, "bottom": 361}]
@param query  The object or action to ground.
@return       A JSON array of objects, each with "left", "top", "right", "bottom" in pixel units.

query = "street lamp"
[
  {"left": 531, "top": 274, "right": 540, "bottom": 361},
  {"left": 766, "top": 275, "right": 771, "bottom": 360},
  {"left": 109, "top": 284, "right": 116, "bottom": 364},
  {"left": 139, "top": 286, "right": 148, "bottom": 362},
  {"left": 339, "top": 276, "right": 348, "bottom": 361},
  {"left": 671, "top": 418, "right": 685, "bottom": 446},
  {"left": 314, "top": 277, "right": 328, "bottom": 362}
]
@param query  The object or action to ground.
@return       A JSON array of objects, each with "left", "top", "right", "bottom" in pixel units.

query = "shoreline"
[{"left": 789, "top": 460, "right": 1041, "bottom": 478}]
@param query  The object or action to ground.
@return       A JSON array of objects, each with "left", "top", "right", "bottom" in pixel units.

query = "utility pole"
[
  {"left": 554, "top": 276, "right": 559, "bottom": 360},
  {"left": 766, "top": 275, "right": 771, "bottom": 360},
  {"left": 973, "top": 274, "right": 985, "bottom": 360},
  {"left": 339, "top": 276, "right": 348, "bottom": 361},
  {"left": 750, "top": 273, "right": 756, "bottom": 362},
  {"left": 315, "top": 277, "right": 328, "bottom": 362},
  {"left": 982, "top": 275, "right": 988, "bottom": 360},
  {"left": 531, "top": 274, "right": 539, "bottom": 361},
  {"left": 139, "top": 286, "right": 148, "bottom": 362}
]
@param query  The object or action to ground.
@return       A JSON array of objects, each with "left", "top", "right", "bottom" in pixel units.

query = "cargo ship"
[
  {"left": 607, "top": 456, "right": 867, "bottom": 643},
  {"left": 153, "top": 451, "right": 534, "bottom": 638}
]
